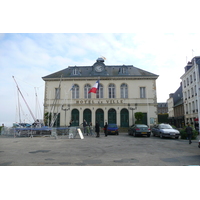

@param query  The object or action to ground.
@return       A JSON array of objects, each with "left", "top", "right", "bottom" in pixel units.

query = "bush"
[{"left": 180, "top": 128, "right": 198, "bottom": 140}]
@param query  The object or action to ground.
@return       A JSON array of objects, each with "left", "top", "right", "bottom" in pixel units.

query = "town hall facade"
[{"left": 42, "top": 58, "right": 159, "bottom": 128}]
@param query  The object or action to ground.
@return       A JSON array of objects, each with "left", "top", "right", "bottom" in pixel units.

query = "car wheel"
[
  {"left": 175, "top": 136, "right": 179, "bottom": 139},
  {"left": 133, "top": 132, "right": 137, "bottom": 137},
  {"left": 160, "top": 133, "right": 164, "bottom": 139}
]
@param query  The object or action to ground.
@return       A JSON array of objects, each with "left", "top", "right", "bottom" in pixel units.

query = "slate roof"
[
  {"left": 42, "top": 59, "right": 158, "bottom": 80},
  {"left": 173, "top": 84, "right": 183, "bottom": 107}
]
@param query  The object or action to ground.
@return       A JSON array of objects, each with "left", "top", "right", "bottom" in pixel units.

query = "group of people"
[{"left": 78, "top": 119, "right": 108, "bottom": 138}]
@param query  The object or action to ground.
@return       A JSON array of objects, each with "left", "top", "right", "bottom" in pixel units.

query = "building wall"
[
  {"left": 181, "top": 59, "right": 200, "bottom": 125},
  {"left": 43, "top": 77, "right": 158, "bottom": 127}
]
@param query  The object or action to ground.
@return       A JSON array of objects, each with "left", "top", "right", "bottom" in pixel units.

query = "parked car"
[
  {"left": 107, "top": 124, "right": 119, "bottom": 135},
  {"left": 151, "top": 124, "right": 180, "bottom": 139},
  {"left": 198, "top": 140, "right": 200, "bottom": 148},
  {"left": 128, "top": 124, "right": 151, "bottom": 137}
]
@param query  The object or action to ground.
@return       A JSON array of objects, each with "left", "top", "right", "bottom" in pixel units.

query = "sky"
[
  {"left": 1, "top": 33, "right": 200, "bottom": 127},
  {"left": 1, "top": 0, "right": 200, "bottom": 127}
]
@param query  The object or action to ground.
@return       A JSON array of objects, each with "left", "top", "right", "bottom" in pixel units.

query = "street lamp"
[
  {"left": 128, "top": 103, "right": 137, "bottom": 125},
  {"left": 62, "top": 104, "right": 70, "bottom": 127}
]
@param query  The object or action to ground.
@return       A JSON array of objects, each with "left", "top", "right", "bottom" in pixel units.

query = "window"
[
  {"left": 194, "top": 72, "right": 196, "bottom": 81},
  {"left": 191, "top": 87, "right": 194, "bottom": 97},
  {"left": 195, "top": 85, "right": 197, "bottom": 95},
  {"left": 190, "top": 74, "right": 193, "bottom": 83},
  {"left": 187, "top": 78, "right": 189, "bottom": 86},
  {"left": 96, "top": 84, "right": 103, "bottom": 98},
  {"left": 188, "top": 90, "right": 190, "bottom": 98},
  {"left": 108, "top": 84, "right": 115, "bottom": 98},
  {"left": 192, "top": 101, "right": 195, "bottom": 112},
  {"left": 73, "top": 68, "right": 78, "bottom": 75},
  {"left": 55, "top": 88, "right": 60, "bottom": 99},
  {"left": 84, "top": 84, "right": 91, "bottom": 99},
  {"left": 72, "top": 84, "right": 79, "bottom": 99},
  {"left": 140, "top": 87, "right": 146, "bottom": 98},
  {"left": 120, "top": 83, "right": 128, "bottom": 98},
  {"left": 122, "top": 68, "right": 126, "bottom": 74}
]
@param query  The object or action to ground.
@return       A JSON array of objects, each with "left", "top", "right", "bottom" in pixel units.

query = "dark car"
[
  {"left": 198, "top": 140, "right": 200, "bottom": 148},
  {"left": 128, "top": 124, "right": 151, "bottom": 137},
  {"left": 107, "top": 124, "right": 119, "bottom": 135},
  {"left": 151, "top": 123, "right": 180, "bottom": 139}
]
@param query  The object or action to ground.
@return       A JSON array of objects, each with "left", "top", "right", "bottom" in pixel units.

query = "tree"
[{"left": 135, "top": 112, "right": 144, "bottom": 124}]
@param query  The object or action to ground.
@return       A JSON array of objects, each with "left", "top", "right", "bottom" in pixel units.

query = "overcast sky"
[{"left": 1, "top": 0, "right": 200, "bottom": 127}]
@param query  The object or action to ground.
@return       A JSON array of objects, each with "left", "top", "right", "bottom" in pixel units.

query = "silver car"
[{"left": 151, "top": 124, "right": 180, "bottom": 139}]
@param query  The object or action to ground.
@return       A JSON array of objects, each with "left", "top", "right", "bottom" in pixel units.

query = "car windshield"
[
  {"left": 136, "top": 125, "right": 148, "bottom": 128},
  {"left": 159, "top": 124, "right": 173, "bottom": 129},
  {"left": 108, "top": 124, "right": 117, "bottom": 128}
]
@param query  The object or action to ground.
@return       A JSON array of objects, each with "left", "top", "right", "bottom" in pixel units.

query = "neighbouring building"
[
  {"left": 42, "top": 58, "right": 159, "bottom": 127},
  {"left": 167, "top": 83, "right": 185, "bottom": 128},
  {"left": 180, "top": 56, "right": 200, "bottom": 130},
  {"left": 157, "top": 102, "right": 168, "bottom": 123}
]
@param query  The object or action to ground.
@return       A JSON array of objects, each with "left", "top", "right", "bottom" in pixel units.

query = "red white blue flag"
[{"left": 88, "top": 80, "right": 100, "bottom": 94}]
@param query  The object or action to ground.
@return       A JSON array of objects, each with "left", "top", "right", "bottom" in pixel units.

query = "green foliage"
[
  {"left": 44, "top": 112, "right": 52, "bottom": 126},
  {"left": 135, "top": 112, "right": 143, "bottom": 124},
  {"left": 180, "top": 127, "right": 198, "bottom": 140}
]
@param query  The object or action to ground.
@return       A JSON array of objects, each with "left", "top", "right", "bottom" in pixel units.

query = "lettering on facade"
[{"left": 75, "top": 99, "right": 124, "bottom": 104}]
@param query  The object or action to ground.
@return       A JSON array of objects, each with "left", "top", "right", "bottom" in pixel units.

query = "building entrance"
[
  {"left": 71, "top": 109, "right": 79, "bottom": 126},
  {"left": 83, "top": 109, "right": 92, "bottom": 125},
  {"left": 108, "top": 108, "right": 116, "bottom": 124},
  {"left": 120, "top": 108, "right": 129, "bottom": 127},
  {"left": 96, "top": 109, "right": 104, "bottom": 127}
]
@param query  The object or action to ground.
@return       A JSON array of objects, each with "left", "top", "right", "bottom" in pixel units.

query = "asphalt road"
[{"left": 0, "top": 132, "right": 200, "bottom": 166}]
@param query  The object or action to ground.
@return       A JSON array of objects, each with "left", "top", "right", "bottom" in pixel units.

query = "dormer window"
[
  {"left": 118, "top": 66, "right": 128, "bottom": 75},
  {"left": 122, "top": 68, "right": 126, "bottom": 74},
  {"left": 73, "top": 68, "right": 78, "bottom": 75}
]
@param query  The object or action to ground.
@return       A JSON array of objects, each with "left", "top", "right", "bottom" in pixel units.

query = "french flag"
[{"left": 88, "top": 80, "right": 100, "bottom": 94}]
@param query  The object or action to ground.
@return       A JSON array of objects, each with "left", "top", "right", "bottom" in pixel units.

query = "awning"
[{"left": 194, "top": 118, "right": 199, "bottom": 121}]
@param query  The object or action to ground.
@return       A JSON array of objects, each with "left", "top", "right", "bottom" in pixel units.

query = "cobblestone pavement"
[{"left": 0, "top": 132, "right": 200, "bottom": 166}]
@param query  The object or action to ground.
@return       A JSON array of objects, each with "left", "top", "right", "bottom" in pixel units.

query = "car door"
[{"left": 153, "top": 125, "right": 159, "bottom": 136}]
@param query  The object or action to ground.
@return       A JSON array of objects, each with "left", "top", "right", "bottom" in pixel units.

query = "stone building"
[
  {"left": 42, "top": 58, "right": 159, "bottom": 127},
  {"left": 180, "top": 56, "right": 200, "bottom": 130},
  {"left": 167, "top": 84, "right": 185, "bottom": 128}
]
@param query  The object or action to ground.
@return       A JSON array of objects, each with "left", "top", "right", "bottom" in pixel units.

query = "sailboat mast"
[{"left": 12, "top": 76, "right": 37, "bottom": 122}]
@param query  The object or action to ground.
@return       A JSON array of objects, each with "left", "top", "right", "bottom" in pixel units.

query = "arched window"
[
  {"left": 108, "top": 84, "right": 115, "bottom": 98},
  {"left": 72, "top": 84, "right": 79, "bottom": 99},
  {"left": 84, "top": 84, "right": 91, "bottom": 99},
  {"left": 120, "top": 83, "right": 128, "bottom": 98},
  {"left": 96, "top": 83, "right": 103, "bottom": 98}
]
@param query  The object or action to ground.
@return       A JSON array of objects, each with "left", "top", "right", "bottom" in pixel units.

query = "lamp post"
[
  {"left": 62, "top": 104, "right": 70, "bottom": 127},
  {"left": 128, "top": 103, "right": 137, "bottom": 125}
]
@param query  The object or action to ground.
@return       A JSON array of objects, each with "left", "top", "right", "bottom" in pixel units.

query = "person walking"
[
  {"left": 104, "top": 122, "right": 108, "bottom": 137},
  {"left": 89, "top": 122, "right": 94, "bottom": 136},
  {"left": 185, "top": 123, "right": 193, "bottom": 144},
  {"left": 95, "top": 121, "right": 100, "bottom": 138},
  {"left": 80, "top": 119, "right": 87, "bottom": 135}
]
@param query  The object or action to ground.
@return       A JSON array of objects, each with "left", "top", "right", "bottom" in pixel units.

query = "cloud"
[{"left": 1, "top": 33, "right": 200, "bottom": 126}]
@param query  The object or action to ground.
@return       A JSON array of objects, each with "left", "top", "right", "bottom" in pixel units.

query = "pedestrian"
[
  {"left": 104, "top": 122, "right": 108, "bottom": 137},
  {"left": 89, "top": 122, "right": 94, "bottom": 136},
  {"left": 185, "top": 123, "right": 193, "bottom": 144},
  {"left": 69, "top": 119, "right": 73, "bottom": 127},
  {"left": 95, "top": 121, "right": 100, "bottom": 138},
  {"left": 86, "top": 124, "right": 90, "bottom": 136},
  {"left": 80, "top": 119, "right": 87, "bottom": 135}
]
